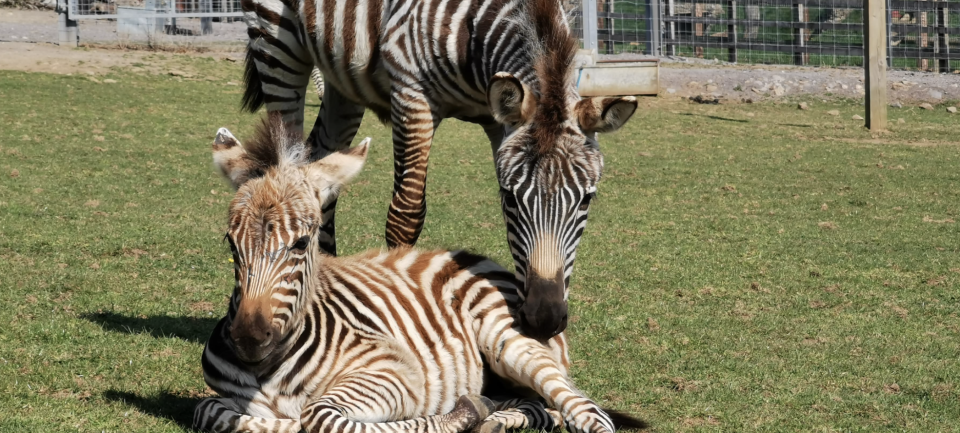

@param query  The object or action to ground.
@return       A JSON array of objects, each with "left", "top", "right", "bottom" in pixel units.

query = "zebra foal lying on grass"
[{"left": 194, "top": 116, "right": 647, "bottom": 433}]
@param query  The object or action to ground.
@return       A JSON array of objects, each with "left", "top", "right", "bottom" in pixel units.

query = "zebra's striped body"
[
  {"left": 241, "top": 0, "right": 638, "bottom": 339},
  {"left": 195, "top": 119, "right": 645, "bottom": 433}
]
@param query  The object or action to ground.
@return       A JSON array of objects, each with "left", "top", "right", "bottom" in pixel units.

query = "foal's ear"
[
  {"left": 574, "top": 96, "right": 638, "bottom": 134},
  {"left": 305, "top": 137, "right": 370, "bottom": 196},
  {"left": 212, "top": 127, "right": 259, "bottom": 189},
  {"left": 488, "top": 72, "right": 536, "bottom": 126}
]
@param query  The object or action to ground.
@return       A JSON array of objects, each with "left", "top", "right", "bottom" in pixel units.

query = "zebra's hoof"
[
  {"left": 456, "top": 394, "right": 496, "bottom": 423},
  {"left": 470, "top": 420, "right": 506, "bottom": 433}
]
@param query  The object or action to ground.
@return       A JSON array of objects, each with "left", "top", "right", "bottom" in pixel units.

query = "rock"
[
  {"left": 891, "top": 82, "right": 906, "bottom": 90},
  {"left": 705, "top": 84, "right": 718, "bottom": 93},
  {"left": 226, "top": 81, "right": 239, "bottom": 86},
  {"left": 855, "top": 84, "right": 863, "bottom": 91},
  {"left": 920, "top": 103, "right": 934, "bottom": 110},
  {"left": 666, "top": 88, "right": 676, "bottom": 94},
  {"left": 928, "top": 89, "right": 943, "bottom": 100},
  {"left": 840, "top": 84, "right": 849, "bottom": 90},
  {"left": 707, "top": 79, "right": 714, "bottom": 84},
  {"left": 898, "top": 118, "right": 905, "bottom": 124},
  {"left": 87, "top": 76, "right": 101, "bottom": 83},
  {"left": 798, "top": 102, "right": 809, "bottom": 110},
  {"left": 746, "top": 112, "right": 755, "bottom": 117},
  {"left": 686, "top": 81, "right": 701, "bottom": 88},
  {"left": 772, "top": 84, "right": 785, "bottom": 96},
  {"left": 948, "top": 107, "right": 957, "bottom": 114},
  {"left": 852, "top": 114, "right": 864, "bottom": 120},
  {"left": 890, "top": 101, "right": 903, "bottom": 108},
  {"left": 751, "top": 87, "right": 763, "bottom": 94},
  {"left": 827, "top": 110, "right": 840, "bottom": 116},
  {"left": 103, "top": 79, "right": 117, "bottom": 84}
]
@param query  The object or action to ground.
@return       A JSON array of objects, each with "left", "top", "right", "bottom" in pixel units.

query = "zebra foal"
[
  {"left": 241, "top": 0, "right": 639, "bottom": 339},
  {"left": 194, "top": 117, "right": 646, "bottom": 433}
]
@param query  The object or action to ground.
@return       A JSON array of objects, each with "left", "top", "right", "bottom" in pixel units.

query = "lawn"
[{"left": 1, "top": 54, "right": 959, "bottom": 432}]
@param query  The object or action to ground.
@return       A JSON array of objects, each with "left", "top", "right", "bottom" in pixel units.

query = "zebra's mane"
[
  {"left": 526, "top": 0, "right": 578, "bottom": 155},
  {"left": 243, "top": 114, "right": 309, "bottom": 170}
]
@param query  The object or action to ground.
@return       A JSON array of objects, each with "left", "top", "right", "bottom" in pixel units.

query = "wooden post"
[
  {"left": 727, "top": 0, "right": 737, "bottom": 62},
  {"left": 918, "top": 1, "right": 928, "bottom": 70},
  {"left": 865, "top": 0, "right": 888, "bottom": 130},
  {"left": 793, "top": 2, "right": 808, "bottom": 65},
  {"left": 694, "top": 1, "right": 704, "bottom": 57},
  {"left": 937, "top": 1, "right": 950, "bottom": 72}
]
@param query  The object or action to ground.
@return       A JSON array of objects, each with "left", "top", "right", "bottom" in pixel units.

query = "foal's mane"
[{"left": 242, "top": 114, "right": 308, "bottom": 170}]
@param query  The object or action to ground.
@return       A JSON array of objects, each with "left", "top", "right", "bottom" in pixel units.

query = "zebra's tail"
[
  {"left": 241, "top": 46, "right": 266, "bottom": 113},
  {"left": 604, "top": 408, "right": 649, "bottom": 430}
]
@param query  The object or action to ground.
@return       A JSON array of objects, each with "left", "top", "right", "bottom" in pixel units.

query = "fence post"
[
  {"left": 727, "top": 0, "right": 737, "bottom": 62},
  {"left": 694, "top": 1, "right": 704, "bottom": 57},
  {"left": 918, "top": 0, "right": 928, "bottom": 70},
  {"left": 937, "top": 1, "right": 949, "bottom": 72},
  {"left": 864, "top": 0, "right": 888, "bottom": 130},
  {"left": 793, "top": 2, "right": 807, "bottom": 65},
  {"left": 583, "top": 0, "right": 599, "bottom": 53},
  {"left": 58, "top": 0, "right": 78, "bottom": 48},
  {"left": 646, "top": 0, "right": 661, "bottom": 55},
  {"left": 667, "top": 0, "right": 676, "bottom": 55}
]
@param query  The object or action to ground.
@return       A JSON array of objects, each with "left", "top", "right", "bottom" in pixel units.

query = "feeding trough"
[{"left": 575, "top": 52, "right": 659, "bottom": 97}]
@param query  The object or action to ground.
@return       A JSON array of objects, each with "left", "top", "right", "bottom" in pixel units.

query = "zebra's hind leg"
[
  {"left": 310, "top": 67, "right": 324, "bottom": 100},
  {"left": 304, "top": 83, "right": 366, "bottom": 255},
  {"left": 193, "top": 397, "right": 301, "bottom": 433},
  {"left": 471, "top": 399, "right": 563, "bottom": 433},
  {"left": 300, "top": 393, "right": 495, "bottom": 433}
]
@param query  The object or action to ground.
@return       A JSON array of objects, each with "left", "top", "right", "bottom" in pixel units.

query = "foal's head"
[
  {"left": 485, "top": 0, "right": 637, "bottom": 340},
  {"left": 212, "top": 116, "right": 369, "bottom": 364}
]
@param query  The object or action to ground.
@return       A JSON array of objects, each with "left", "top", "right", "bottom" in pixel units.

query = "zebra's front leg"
[
  {"left": 299, "top": 373, "right": 494, "bottom": 433},
  {"left": 193, "top": 397, "right": 301, "bottom": 433},
  {"left": 385, "top": 88, "right": 440, "bottom": 248},
  {"left": 470, "top": 399, "right": 563, "bottom": 433},
  {"left": 304, "top": 83, "right": 366, "bottom": 255},
  {"left": 480, "top": 331, "right": 615, "bottom": 433}
]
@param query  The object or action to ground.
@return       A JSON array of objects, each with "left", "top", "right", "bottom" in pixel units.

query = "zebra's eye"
[
  {"left": 290, "top": 236, "right": 310, "bottom": 252},
  {"left": 501, "top": 190, "right": 518, "bottom": 209},
  {"left": 578, "top": 193, "right": 595, "bottom": 212}
]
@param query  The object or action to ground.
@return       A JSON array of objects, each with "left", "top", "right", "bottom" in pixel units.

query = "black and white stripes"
[{"left": 238, "top": 0, "right": 638, "bottom": 339}]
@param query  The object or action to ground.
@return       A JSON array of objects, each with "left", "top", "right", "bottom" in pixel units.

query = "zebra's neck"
[{"left": 469, "top": 0, "right": 578, "bottom": 118}]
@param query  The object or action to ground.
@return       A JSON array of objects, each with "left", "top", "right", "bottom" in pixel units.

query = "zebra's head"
[
  {"left": 212, "top": 116, "right": 369, "bottom": 364},
  {"left": 486, "top": 73, "right": 637, "bottom": 340}
]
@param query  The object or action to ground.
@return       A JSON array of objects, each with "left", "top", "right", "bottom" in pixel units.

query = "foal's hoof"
[
  {"left": 455, "top": 394, "right": 496, "bottom": 423},
  {"left": 470, "top": 420, "right": 506, "bottom": 433}
]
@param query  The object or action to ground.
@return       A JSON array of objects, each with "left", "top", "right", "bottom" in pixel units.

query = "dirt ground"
[{"left": 1, "top": 8, "right": 958, "bottom": 105}]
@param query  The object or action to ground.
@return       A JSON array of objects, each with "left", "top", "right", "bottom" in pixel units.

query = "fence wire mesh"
[{"left": 566, "top": 0, "right": 959, "bottom": 71}]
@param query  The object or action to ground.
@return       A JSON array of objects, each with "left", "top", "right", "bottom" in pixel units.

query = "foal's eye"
[
  {"left": 290, "top": 236, "right": 310, "bottom": 252},
  {"left": 578, "top": 193, "right": 595, "bottom": 212},
  {"left": 500, "top": 189, "right": 518, "bottom": 209}
]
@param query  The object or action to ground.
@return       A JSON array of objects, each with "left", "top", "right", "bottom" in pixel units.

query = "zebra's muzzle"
[
  {"left": 517, "top": 269, "right": 568, "bottom": 340},
  {"left": 230, "top": 302, "right": 279, "bottom": 364}
]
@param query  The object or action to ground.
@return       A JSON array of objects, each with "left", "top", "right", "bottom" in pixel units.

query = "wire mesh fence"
[{"left": 566, "top": 0, "right": 960, "bottom": 71}]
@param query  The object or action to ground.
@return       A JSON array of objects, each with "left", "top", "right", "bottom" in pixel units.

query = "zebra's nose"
[{"left": 517, "top": 269, "right": 568, "bottom": 340}]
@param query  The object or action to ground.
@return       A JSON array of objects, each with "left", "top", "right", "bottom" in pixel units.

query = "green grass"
[{"left": 1, "top": 56, "right": 959, "bottom": 432}]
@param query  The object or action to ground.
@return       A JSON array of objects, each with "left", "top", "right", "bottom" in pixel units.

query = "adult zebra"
[
  {"left": 240, "top": 0, "right": 638, "bottom": 339},
  {"left": 195, "top": 118, "right": 647, "bottom": 433}
]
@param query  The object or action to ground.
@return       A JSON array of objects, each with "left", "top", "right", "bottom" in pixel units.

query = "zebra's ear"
[
  {"left": 574, "top": 96, "right": 638, "bottom": 134},
  {"left": 488, "top": 72, "right": 536, "bottom": 126},
  {"left": 212, "top": 127, "right": 259, "bottom": 189},
  {"left": 306, "top": 137, "right": 370, "bottom": 194}
]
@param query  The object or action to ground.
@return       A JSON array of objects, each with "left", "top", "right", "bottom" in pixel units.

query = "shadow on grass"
[
  {"left": 103, "top": 389, "right": 199, "bottom": 430},
  {"left": 82, "top": 311, "right": 218, "bottom": 344},
  {"left": 679, "top": 113, "right": 749, "bottom": 123}
]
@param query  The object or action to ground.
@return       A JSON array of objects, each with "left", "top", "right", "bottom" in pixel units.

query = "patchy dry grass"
[{"left": 1, "top": 57, "right": 959, "bottom": 432}]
